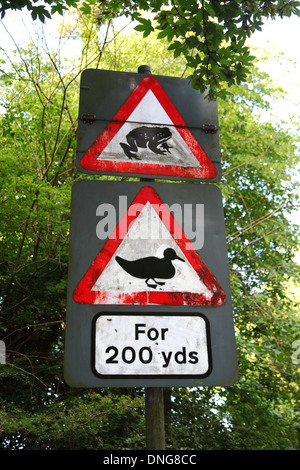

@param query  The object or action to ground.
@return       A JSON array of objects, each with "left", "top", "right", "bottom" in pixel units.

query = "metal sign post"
[{"left": 145, "top": 387, "right": 165, "bottom": 450}]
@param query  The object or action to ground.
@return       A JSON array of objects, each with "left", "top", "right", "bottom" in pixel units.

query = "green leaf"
[
  {"left": 156, "top": 28, "right": 170, "bottom": 39},
  {"left": 134, "top": 17, "right": 154, "bottom": 37},
  {"left": 80, "top": 2, "right": 91, "bottom": 15}
]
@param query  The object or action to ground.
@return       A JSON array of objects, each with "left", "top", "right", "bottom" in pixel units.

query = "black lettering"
[
  {"left": 139, "top": 347, "right": 153, "bottom": 364},
  {"left": 188, "top": 351, "right": 199, "bottom": 364},
  {"left": 175, "top": 347, "right": 187, "bottom": 364},
  {"left": 162, "top": 351, "right": 172, "bottom": 368},
  {"left": 161, "top": 328, "right": 168, "bottom": 340},
  {"left": 135, "top": 323, "right": 146, "bottom": 340},
  {"left": 148, "top": 328, "right": 159, "bottom": 341},
  {"left": 106, "top": 346, "right": 118, "bottom": 363},
  {"left": 122, "top": 346, "right": 135, "bottom": 363}
]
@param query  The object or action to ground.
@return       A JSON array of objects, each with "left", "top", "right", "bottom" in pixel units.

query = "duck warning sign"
[
  {"left": 64, "top": 181, "right": 238, "bottom": 387},
  {"left": 76, "top": 69, "right": 221, "bottom": 181},
  {"left": 72, "top": 184, "right": 225, "bottom": 306}
]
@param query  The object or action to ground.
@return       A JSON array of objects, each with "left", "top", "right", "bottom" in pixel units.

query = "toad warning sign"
[{"left": 76, "top": 69, "right": 221, "bottom": 181}]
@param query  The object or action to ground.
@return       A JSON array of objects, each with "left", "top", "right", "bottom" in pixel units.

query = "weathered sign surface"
[
  {"left": 73, "top": 185, "right": 225, "bottom": 306},
  {"left": 76, "top": 69, "right": 221, "bottom": 181},
  {"left": 92, "top": 315, "right": 211, "bottom": 378},
  {"left": 64, "top": 181, "right": 238, "bottom": 387}
]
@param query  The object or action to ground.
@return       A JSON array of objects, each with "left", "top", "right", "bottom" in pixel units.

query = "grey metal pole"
[
  {"left": 136, "top": 65, "right": 165, "bottom": 450},
  {"left": 145, "top": 387, "right": 166, "bottom": 450}
]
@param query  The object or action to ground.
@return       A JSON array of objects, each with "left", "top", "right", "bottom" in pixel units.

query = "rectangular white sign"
[{"left": 92, "top": 315, "right": 211, "bottom": 377}]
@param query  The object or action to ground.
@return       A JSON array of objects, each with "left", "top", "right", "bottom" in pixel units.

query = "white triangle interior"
[
  {"left": 98, "top": 90, "right": 201, "bottom": 167},
  {"left": 92, "top": 202, "right": 212, "bottom": 297}
]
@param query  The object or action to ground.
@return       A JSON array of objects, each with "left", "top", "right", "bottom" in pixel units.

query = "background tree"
[
  {"left": 81, "top": 0, "right": 300, "bottom": 98},
  {"left": 1, "top": 1, "right": 300, "bottom": 97},
  {"left": 0, "top": 0, "right": 79, "bottom": 22},
  {"left": 0, "top": 9, "right": 299, "bottom": 449}
]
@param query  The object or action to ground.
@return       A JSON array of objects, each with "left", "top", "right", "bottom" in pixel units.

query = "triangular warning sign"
[
  {"left": 73, "top": 186, "right": 226, "bottom": 306},
  {"left": 80, "top": 76, "right": 218, "bottom": 179}
]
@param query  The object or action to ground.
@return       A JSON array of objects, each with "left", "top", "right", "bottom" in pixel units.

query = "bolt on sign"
[
  {"left": 64, "top": 181, "right": 238, "bottom": 387},
  {"left": 76, "top": 69, "right": 221, "bottom": 181}
]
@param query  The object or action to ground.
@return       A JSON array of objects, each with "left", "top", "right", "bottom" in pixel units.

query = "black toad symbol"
[{"left": 120, "top": 126, "right": 172, "bottom": 160}]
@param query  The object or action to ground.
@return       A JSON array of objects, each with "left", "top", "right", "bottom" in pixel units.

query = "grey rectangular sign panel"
[
  {"left": 76, "top": 69, "right": 221, "bottom": 181},
  {"left": 64, "top": 181, "right": 238, "bottom": 387}
]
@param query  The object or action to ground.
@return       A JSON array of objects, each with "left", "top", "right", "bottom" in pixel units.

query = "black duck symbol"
[{"left": 115, "top": 248, "right": 184, "bottom": 289}]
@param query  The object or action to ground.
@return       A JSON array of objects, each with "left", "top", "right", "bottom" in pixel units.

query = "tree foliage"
[
  {"left": 0, "top": 0, "right": 78, "bottom": 22},
  {"left": 0, "top": 11, "right": 299, "bottom": 449},
  {"left": 89, "top": 0, "right": 300, "bottom": 98},
  {"left": 1, "top": 1, "right": 300, "bottom": 97}
]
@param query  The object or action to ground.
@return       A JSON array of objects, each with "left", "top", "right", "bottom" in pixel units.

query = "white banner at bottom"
[{"left": 92, "top": 315, "right": 211, "bottom": 377}]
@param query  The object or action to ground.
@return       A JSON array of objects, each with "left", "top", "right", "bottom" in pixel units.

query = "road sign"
[
  {"left": 64, "top": 181, "right": 238, "bottom": 387},
  {"left": 76, "top": 69, "right": 221, "bottom": 181},
  {"left": 92, "top": 315, "right": 211, "bottom": 378},
  {"left": 73, "top": 185, "right": 225, "bottom": 306}
]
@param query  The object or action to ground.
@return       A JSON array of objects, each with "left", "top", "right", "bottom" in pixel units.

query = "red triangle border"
[
  {"left": 80, "top": 76, "right": 218, "bottom": 179},
  {"left": 73, "top": 186, "right": 226, "bottom": 306}
]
